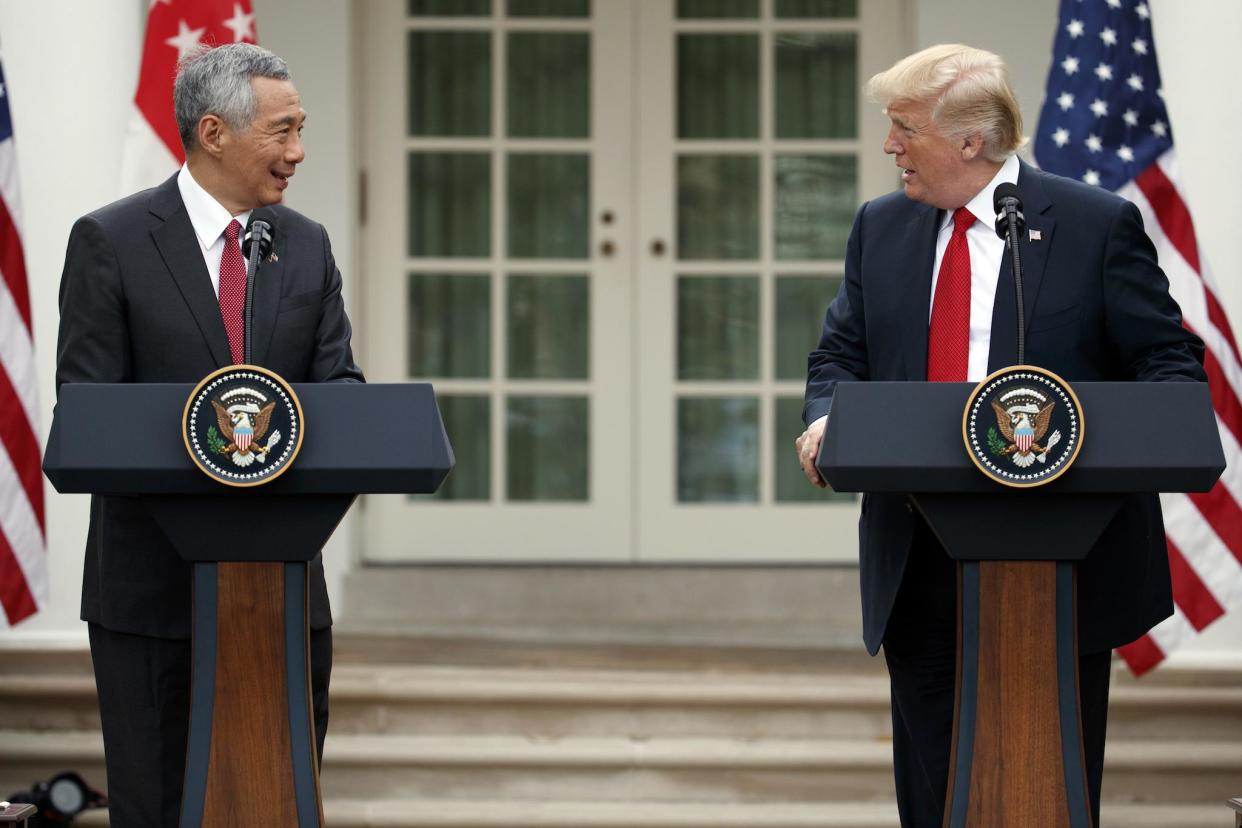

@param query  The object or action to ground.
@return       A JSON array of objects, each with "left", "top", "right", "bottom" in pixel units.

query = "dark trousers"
[
  {"left": 88, "top": 623, "right": 332, "bottom": 828},
  {"left": 882, "top": 524, "right": 1112, "bottom": 828}
]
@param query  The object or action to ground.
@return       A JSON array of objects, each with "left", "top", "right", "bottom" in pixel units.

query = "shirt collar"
[
  {"left": 177, "top": 164, "right": 252, "bottom": 248},
  {"left": 941, "top": 153, "right": 1021, "bottom": 231}
]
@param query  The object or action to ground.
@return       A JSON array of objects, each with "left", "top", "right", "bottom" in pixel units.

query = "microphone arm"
[
  {"left": 241, "top": 217, "right": 274, "bottom": 365},
  {"left": 1007, "top": 214, "right": 1025, "bottom": 366},
  {"left": 993, "top": 185, "right": 1027, "bottom": 365}
]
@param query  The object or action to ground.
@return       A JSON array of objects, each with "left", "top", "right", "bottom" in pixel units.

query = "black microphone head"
[
  {"left": 242, "top": 209, "right": 276, "bottom": 259},
  {"left": 992, "top": 182, "right": 1025, "bottom": 240},
  {"left": 992, "top": 182, "right": 1022, "bottom": 214}
]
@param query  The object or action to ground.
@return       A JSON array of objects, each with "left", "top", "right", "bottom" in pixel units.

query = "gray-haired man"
[{"left": 55, "top": 43, "right": 362, "bottom": 826}]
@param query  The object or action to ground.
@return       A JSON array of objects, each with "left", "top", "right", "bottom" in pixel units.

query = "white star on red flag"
[
  {"left": 223, "top": 3, "right": 256, "bottom": 43},
  {"left": 166, "top": 20, "right": 206, "bottom": 62}
]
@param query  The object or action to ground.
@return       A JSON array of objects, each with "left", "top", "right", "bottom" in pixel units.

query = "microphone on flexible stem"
[
  {"left": 241, "top": 210, "right": 275, "bottom": 365},
  {"left": 993, "top": 183, "right": 1027, "bottom": 365}
]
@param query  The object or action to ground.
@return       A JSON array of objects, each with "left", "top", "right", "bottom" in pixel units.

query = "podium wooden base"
[
  {"left": 181, "top": 562, "right": 324, "bottom": 828},
  {"left": 945, "top": 560, "right": 1092, "bottom": 828}
]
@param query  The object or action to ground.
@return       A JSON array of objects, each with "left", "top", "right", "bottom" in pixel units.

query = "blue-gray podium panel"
[
  {"left": 820, "top": 381, "right": 1222, "bottom": 494},
  {"left": 44, "top": 383, "right": 453, "bottom": 496}
]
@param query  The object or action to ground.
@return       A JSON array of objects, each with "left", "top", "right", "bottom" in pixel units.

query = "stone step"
[
  {"left": 66, "top": 799, "right": 1232, "bottom": 828},
  {"left": 4, "top": 731, "right": 1240, "bottom": 806},
  {"left": 4, "top": 663, "right": 1240, "bottom": 743}
]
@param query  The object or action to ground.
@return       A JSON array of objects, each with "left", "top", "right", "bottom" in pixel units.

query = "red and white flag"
[
  {"left": 1035, "top": 2, "right": 1242, "bottom": 674},
  {"left": 0, "top": 57, "right": 48, "bottom": 627},
  {"left": 121, "top": 0, "right": 257, "bottom": 193}
]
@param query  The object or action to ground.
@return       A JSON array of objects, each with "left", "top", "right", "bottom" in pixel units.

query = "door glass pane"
[
  {"left": 678, "top": 155, "right": 759, "bottom": 260},
  {"left": 677, "top": 0, "right": 759, "bottom": 18},
  {"left": 408, "top": 273, "right": 491, "bottom": 378},
  {"left": 774, "top": 397, "right": 854, "bottom": 502},
  {"left": 408, "top": 31, "right": 491, "bottom": 137},
  {"left": 774, "top": 154, "right": 855, "bottom": 260},
  {"left": 774, "top": 274, "right": 840, "bottom": 380},
  {"left": 507, "top": 396, "right": 589, "bottom": 500},
  {"left": 678, "top": 397, "right": 759, "bottom": 502},
  {"left": 775, "top": 32, "right": 856, "bottom": 139},
  {"left": 409, "top": 0, "right": 491, "bottom": 15},
  {"left": 408, "top": 152, "right": 491, "bottom": 257},
  {"left": 677, "top": 35, "right": 759, "bottom": 139},
  {"left": 507, "top": 153, "right": 590, "bottom": 259},
  {"left": 507, "top": 274, "right": 589, "bottom": 379},
  {"left": 428, "top": 395, "right": 490, "bottom": 501},
  {"left": 775, "top": 0, "right": 857, "bottom": 17},
  {"left": 507, "top": 0, "right": 589, "bottom": 16},
  {"left": 678, "top": 276, "right": 759, "bottom": 380},
  {"left": 507, "top": 32, "right": 590, "bottom": 138}
]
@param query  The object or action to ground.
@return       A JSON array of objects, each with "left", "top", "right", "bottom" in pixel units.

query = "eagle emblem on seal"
[
  {"left": 989, "top": 387, "right": 1062, "bottom": 469},
  {"left": 210, "top": 390, "right": 283, "bottom": 468}
]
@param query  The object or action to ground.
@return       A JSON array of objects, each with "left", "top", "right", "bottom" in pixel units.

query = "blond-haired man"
[{"left": 795, "top": 45, "right": 1203, "bottom": 826}]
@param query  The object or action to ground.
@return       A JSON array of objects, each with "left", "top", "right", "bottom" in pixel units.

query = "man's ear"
[
  {"left": 960, "top": 132, "right": 984, "bottom": 162},
  {"left": 197, "top": 114, "right": 227, "bottom": 158}
]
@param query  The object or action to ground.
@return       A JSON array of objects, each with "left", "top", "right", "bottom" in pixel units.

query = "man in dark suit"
[
  {"left": 55, "top": 43, "right": 362, "bottom": 826},
  {"left": 795, "top": 44, "right": 1204, "bottom": 828}
]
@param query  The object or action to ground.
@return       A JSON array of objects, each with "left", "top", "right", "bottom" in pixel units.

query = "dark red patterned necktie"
[
  {"left": 218, "top": 219, "right": 245, "bottom": 364},
  {"left": 927, "top": 207, "right": 975, "bottom": 382}
]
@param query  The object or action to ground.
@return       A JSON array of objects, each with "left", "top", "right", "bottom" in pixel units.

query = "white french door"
[{"left": 358, "top": 0, "right": 905, "bottom": 563}]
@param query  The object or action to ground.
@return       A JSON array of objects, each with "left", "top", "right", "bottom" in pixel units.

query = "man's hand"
[{"left": 794, "top": 415, "right": 829, "bottom": 488}]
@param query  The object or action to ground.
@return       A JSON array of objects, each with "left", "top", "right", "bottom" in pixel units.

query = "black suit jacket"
[
  {"left": 805, "top": 160, "right": 1206, "bottom": 656},
  {"left": 55, "top": 174, "right": 364, "bottom": 640}
]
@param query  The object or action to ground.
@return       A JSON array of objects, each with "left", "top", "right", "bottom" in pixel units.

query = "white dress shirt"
[
  {"left": 928, "top": 153, "right": 1020, "bottom": 382},
  {"left": 176, "top": 164, "right": 252, "bottom": 297}
]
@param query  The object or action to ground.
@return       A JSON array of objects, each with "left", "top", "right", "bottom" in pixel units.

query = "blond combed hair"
[{"left": 866, "top": 44, "right": 1027, "bottom": 162}]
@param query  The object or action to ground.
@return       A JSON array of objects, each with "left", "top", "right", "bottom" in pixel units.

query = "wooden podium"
[
  {"left": 43, "top": 382, "right": 453, "bottom": 827},
  {"left": 818, "top": 380, "right": 1223, "bottom": 827}
]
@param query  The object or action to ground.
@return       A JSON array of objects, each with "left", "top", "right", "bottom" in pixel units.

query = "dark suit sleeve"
[
  {"left": 55, "top": 216, "right": 131, "bottom": 394},
  {"left": 309, "top": 223, "right": 365, "bottom": 384},
  {"left": 1102, "top": 201, "right": 1206, "bottom": 383},
  {"left": 803, "top": 202, "right": 870, "bottom": 425}
]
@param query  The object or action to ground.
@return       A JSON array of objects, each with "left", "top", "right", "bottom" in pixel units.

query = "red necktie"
[
  {"left": 219, "top": 219, "right": 246, "bottom": 364},
  {"left": 927, "top": 207, "right": 975, "bottom": 382}
]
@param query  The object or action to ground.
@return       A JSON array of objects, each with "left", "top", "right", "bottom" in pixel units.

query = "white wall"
[
  {"left": 0, "top": 0, "right": 1238, "bottom": 660},
  {"left": 0, "top": 1, "right": 144, "bottom": 639}
]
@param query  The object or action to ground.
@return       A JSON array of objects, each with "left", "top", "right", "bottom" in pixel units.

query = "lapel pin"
[
  {"left": 1029, "top": 229, "right": 1042, "bottom": 242},
  {"left": 268, "top": 252, "right": 279, "bottom": 263}
]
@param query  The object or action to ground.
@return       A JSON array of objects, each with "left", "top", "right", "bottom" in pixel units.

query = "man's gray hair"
[{"left": 174, "top": 43, "right": 291, "bottom": 153}]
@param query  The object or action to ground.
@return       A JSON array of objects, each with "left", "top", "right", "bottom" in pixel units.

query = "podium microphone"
[
  {"left": 241, "top": 210, "right": 276, "bottom": 365},
  {"left": 993, "top": 183, "right": 1026, "bottom": 364}
]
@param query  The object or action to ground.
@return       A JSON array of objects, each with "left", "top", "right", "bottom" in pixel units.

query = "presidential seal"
[
  {"left": 963, "top": 365, "right": 1083, "bottom": 488},
  {"left": 183, "top": 365, "right": 304, "bottom": 487}
]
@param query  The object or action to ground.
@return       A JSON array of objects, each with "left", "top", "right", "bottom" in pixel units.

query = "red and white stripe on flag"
[
  {"left": 1115, "top": 152, "right": 1242, "bottom": 675},
  {"left": 120, "top": 0, "right": 258, "bottom": 194},
  {"left": 0, "top": 59, "right": 48, "bottom": 627}
]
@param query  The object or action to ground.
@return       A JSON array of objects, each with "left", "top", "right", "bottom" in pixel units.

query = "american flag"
[
  {"left": 1034, "top": 0, "right": 1242, "bottom": 674},
  {"left": 121, "top": 0, "right": 257, "bottom": 192},
  {"left": 0, "top": 56, "right": 48, "bottom": 627}
]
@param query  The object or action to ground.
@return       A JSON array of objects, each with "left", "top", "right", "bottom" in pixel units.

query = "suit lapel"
[
  {"left": 900, "top": 203, "right": 941, "bottom": 381},
  {"left": 148, "top": 176, "right": 234, "bottom": 368},
  {"left": 988, "top": 160, "right": 1055, "bottom": 372},
  {"left": 249, "top": 212, "right": 287, "bottom": 366}
]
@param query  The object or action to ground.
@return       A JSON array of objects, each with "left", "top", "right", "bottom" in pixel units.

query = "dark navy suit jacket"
[
  {"left": 55, "top": 174, "right": 364, "bottom": 640},
  {"left": 804, "top": 160, "right": 1206, "bottom": 656}
]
